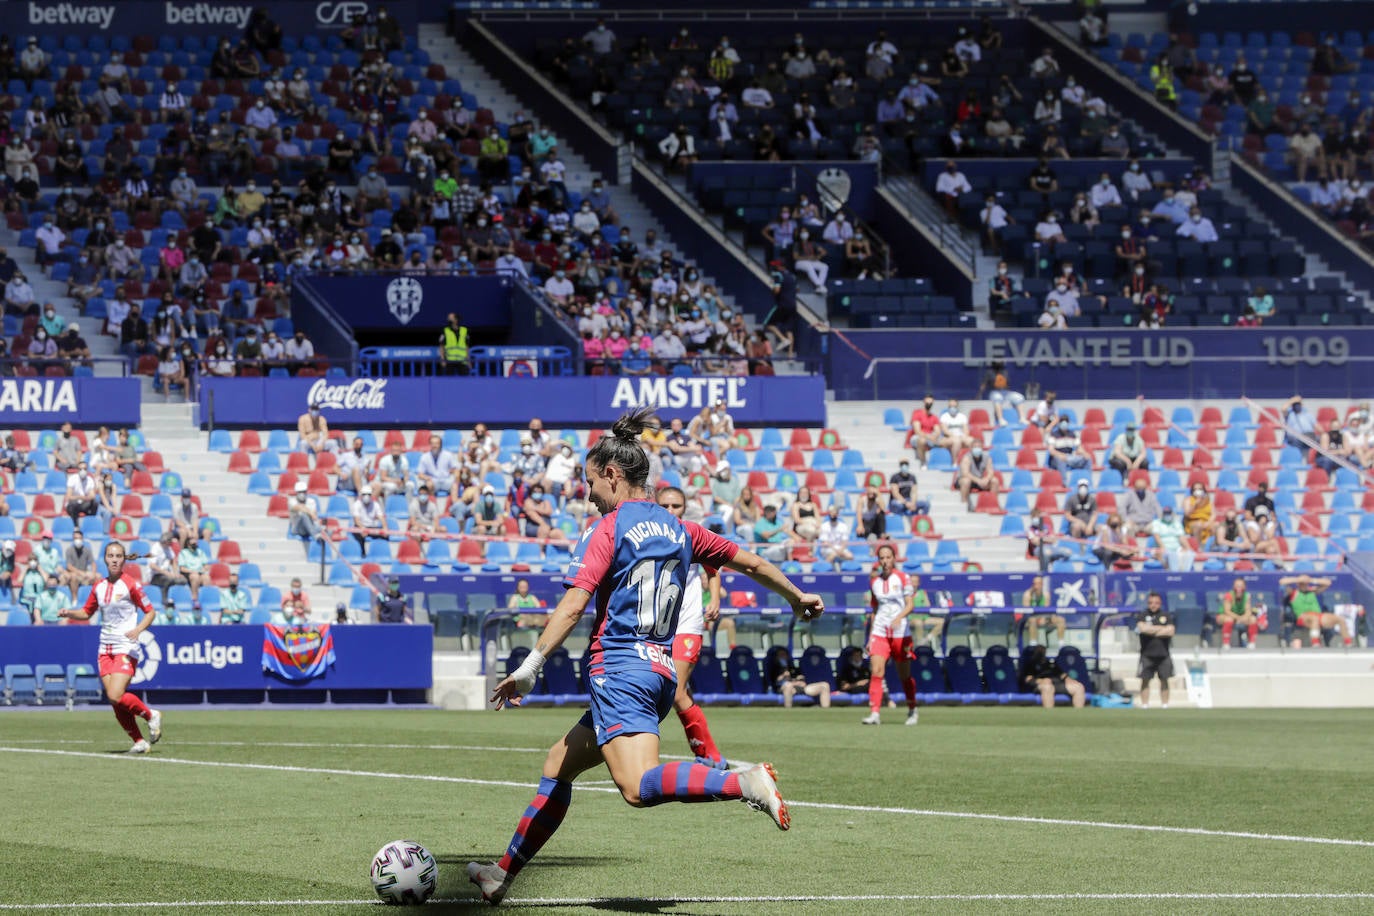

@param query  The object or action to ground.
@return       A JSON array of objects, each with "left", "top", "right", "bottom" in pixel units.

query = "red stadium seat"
[
  {"left": 1138, "top": 427, "right": 1163, "bottom": 450},
  {"left": 383, "top": 430, "right": 407, "bottom": 450},
  {"left": 1142, "top": 407, "right": 1166, "bottom": 429},
  {"left": 30, "top": 494, "right": 57, "bottom": 518},
  {"left": 966, "top": 410, "right": 991, "bottom": 439},
  {"left": 1015, "top": 449, "right": 1040, "bottom": 470},
  {"left": 1295, "top": 515, "right": 1325, "bottom": 537},
  {"left": 266, "top": 494, "right": 290, "bottom": 518},
  {"left": 1036, "top": 470, "right": 1065, "bottom": 494},
  {"left": 118, "top": 494, "right": 146, "bottom": 518},
  {"left": 227, "top": 451, "right": 253, "bottom": 474},
  {"left": 1301, "top": 491, "right": 1330, "bottom": 515},
  {"left": 142, "top": 451, "right": 166, "bottom": 474},
  {"left": 216, "top": 540, "right": 243, "bottom": 565},
  {"left": 109, "top": 517, "right": 136, "bottom": 541},
  {"left": 1185, "top": 469, "right": 1210, "bottom": 492},
  {"left": 21, "top": 517, "right": 46, "bottom": 540},
  {"left": 1080, "top": 428, "right": 1104, "bottom": 453},
  {"left": 746, "top": 470, "right": 773, "bottom": 494},
  {"left": 237, "top": 430, "right": 263, "bottom": 454},
  {"left": 307, "top": 470, "right": 331, "bottom": 496},
  {"left": 1195, "top": 426, "right": 1221, "bottom": 450},
  {"left": 1199, "top": 407, "right": 1226, "bottom": 428},
  {"left": 1020, "top": 426, "right": 1043, "bottom": 449},
  {"left": 804, "top": 468, "right": 831, "bottom": 494},
  {"left": 733, "top": 429, "right": 756, "bottom": 451},
  {"left": 789, "top": 429, "right": 814, "bottom": 451},
  {"left": 409, "top": 429, "right": 433, "bottom": 452},
  {"left": 1248, "top": 448, "right": 1275, "bottom": 470},
  {"left": 276, "top": 472, "right": 299, "bottom": 495},
  {"left": 781, "top": 449, "right": 806, "bottom": 472},
  {"left": 1082, "top": 407, "right": 1107, "bottom": 430},
  {"left": 396, "top": 540, "right": 424, "bottom": 566},
  {"left": 130, "top": 471, "right": 156, "bottom": 495},
  {"left": 1304, "top": 468, "right": 1332, "bottom": 492},
  {"left": 817, "top": 428, "right": 844, "bottom": 450},
  {"left": 285, "top": 452, "right": 311, "bottom": 473},
  {"left": 457, "top": 539, "right": 485, "bottom": 564},
  {"left": 135, "top": 355, "right": 159, "bottom": 376},
  {"left": 208, "top": 563, "right": 232, "bottom": 588},
  {"left": 1096, "top": 492, "right": 1118, "bottom": 513},
  {"left": 1246, "top": 468, "right": 1270, "bottom": 491},
  {"left": 1212, "top": 491, "right": 1236, "bottom": 513},
  {"left": 1161, "top": 448, "right": 1187, "bottom": 471},
  {"left": 1033, "top": 491, "right": 1060, "bottom": 515},
  {"left": 1190, "top": 448, "right": 1218, "bottom": 471},
  {"left": 315, "top": 452, "right": 339, "bottom": 475}
]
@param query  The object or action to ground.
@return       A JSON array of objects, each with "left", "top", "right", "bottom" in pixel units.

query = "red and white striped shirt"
[{"left": 82, "top": 573, "right": 155, "bottom": 656}]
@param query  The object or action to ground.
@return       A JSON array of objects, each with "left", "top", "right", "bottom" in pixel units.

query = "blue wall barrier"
[
  {"left": 831, "top": 327, "right": 1374, "bottom": 401},
  {"left": 0, "top": 625, "right": 432, "bottom": 691},
  {"left": 297, "top": 274, "right": 513, "bottom": 333},
  {"left": 0, "top": 378, "right": 140, "bottom": 426},
  {"left": 359, "top": 345, "right": 575, "bottom": 377},
  {"left": 198, "top": 373, "right": 828, "bottom": 427},
  {"left": 7, "top": 0, "right": 419, "bottom": 39}
]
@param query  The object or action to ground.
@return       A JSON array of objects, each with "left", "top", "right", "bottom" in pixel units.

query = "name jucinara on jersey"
[{"left": 624, "top": 520, "right": 687, "bottom": 550}]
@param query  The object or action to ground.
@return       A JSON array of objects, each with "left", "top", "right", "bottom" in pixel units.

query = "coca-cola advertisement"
[{"left": 197, "top": 375, "right": 827, "bottom": 428}]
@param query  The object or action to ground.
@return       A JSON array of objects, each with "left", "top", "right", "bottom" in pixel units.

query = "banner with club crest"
[{"left": 262, "top": 624, "right": 336, "bottom": 681}]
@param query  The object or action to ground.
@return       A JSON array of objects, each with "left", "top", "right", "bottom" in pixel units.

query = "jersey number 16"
[{"left": 628, "top": 558, "right": 681, "bottom": 640}]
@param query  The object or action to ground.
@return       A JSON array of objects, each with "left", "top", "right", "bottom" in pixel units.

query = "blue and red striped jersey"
[{"left": 566, "top": 499, "right": 738, "bottom": 678}]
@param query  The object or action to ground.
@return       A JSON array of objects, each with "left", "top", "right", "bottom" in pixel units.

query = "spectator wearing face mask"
[
  {"left": 407, "top": 485, "right": 441, "bottom": 542},
  {"left": 1108, "top": 423, "right": 1150, "bottom": 479},
  {"left": 351, "top": 484, "right": 388, "bottom": 556},
  {"left": 297, "top": 403, "right": 335, "bottom": 455},
  {"left": 1120, "top": 478, "right": 1162, "bottom": 536},
  {"left": 280, "top": 578, "right": 312, "bottom": 618},
  {"left": 1150, "top": 506, "right": 1194, "bottom": 571},
  {"left": 63, "top": 531, "right": 99, "bottom": 599},
  {"left": 1283, "top": 395, "right": 1316, "bottom": 454},
  {"left": 288, "top": 479, "right": 323, "bottom": 542},
  {"left": 64, "top": 461, "right": 99, "bottom": 524},
  {"left": 1064, "top": 481, "right": 1099, "bottom": 539},
  {"left": 956, "top": 442, "right": 997, "bottom": 511}
]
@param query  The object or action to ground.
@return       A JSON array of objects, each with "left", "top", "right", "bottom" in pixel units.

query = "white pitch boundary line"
[
  {"left": 0, "top": 738, "right": 699, "bottom": 760},
  {"left": 5, "top": 893, "right": 1374, "bottom": 910},
  {"left": 4, "top": 746, "right": 1374, "bottom": 850}
]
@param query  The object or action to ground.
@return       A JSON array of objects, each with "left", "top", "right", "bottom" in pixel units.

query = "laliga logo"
[
  {"left": 386, "top": 276, "right": 424, "bottom": 325},
  {"left": 316, "top": 0, "right": 369, "bottom": 25},
  {"left": 133, "top": 631, "right": 244, "bottom": 684},
  {"left": 307, "top": 377, "right": 388, "bottom": 410},
  {"left": 131, "top": 630, "right": 161, "bottom": 685}
]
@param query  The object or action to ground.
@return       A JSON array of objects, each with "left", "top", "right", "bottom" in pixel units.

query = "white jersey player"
[
  {"left": 862, "top": 543, "right": 919, "bottom": 727},
  {"left": 59, "top": 542, "right": 163, "bottom": 752},
  {"left": 657, "top": 487, "right": 727, "bottom": 766}
]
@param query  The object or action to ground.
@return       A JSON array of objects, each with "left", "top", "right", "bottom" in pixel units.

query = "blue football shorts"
[{"left": 577, "top": 666, "right": 674, "bottom": 747}]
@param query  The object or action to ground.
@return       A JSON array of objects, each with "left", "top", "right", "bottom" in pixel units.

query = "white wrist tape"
[{"left": 511, "top": 648, "right": 546, "bottom": 686}]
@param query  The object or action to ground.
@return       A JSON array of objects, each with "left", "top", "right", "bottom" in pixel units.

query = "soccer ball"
[{"left": 370, "top": 840, "right": 438, "bottom": 905}]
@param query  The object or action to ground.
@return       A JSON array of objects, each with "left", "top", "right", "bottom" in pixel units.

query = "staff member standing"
[
  {"left": 1135, "top": 591, "right": 1175, "bottom": 709},
  {"left": 375, "top": 576, "right": 411, "bottom": 623},
  {"left": 440, "top": 311, "right": 470, "bottom": 376}
]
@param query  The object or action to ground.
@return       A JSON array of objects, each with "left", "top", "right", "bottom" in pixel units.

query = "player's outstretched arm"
[
  {"left": 491, "top": 586, "right": 592, "bottom": 710},
  {"left": 725, "top": 547, "right": 825, "bottom": 621}
]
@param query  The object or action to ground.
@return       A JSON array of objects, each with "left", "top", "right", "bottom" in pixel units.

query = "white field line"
[
  {"left": 3, "top": 745, "right": 1374, "bottom": 850},
  {"left": 4, "top": 893, "right": 1374, "bottom": 910}
]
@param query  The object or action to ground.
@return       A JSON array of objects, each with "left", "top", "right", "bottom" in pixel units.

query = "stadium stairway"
[
  {"left": 423, "top": 24, "right": 744, "bottom": 318},
  {"left": 828, "top": 401, "right": 1018, "bottom": 569},
  {"left": 139, "top": 402, "right": 355, "bottom": 619}
]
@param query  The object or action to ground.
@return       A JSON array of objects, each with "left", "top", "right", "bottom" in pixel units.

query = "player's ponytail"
[{"left": 587, "top": 406, "right": 659, "bottom": 490}]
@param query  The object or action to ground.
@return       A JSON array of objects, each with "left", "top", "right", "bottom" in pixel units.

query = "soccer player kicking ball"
[
  {"left": 655, "top": 485, "right": 727, "bottom": 766},
  {"left": 468, "top": 409, "right": 824, "bottom": 905},
  {"left": 58, "top": 543, "right": 163, "bottom": 752},
  {"left": 861, "top": 544, "right": 919, "bottom": 726}
]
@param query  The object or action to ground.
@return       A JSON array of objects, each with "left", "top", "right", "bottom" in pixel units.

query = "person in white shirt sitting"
[
  {"left": 934, "top": 160, "right": 973, "bottom": 217},
  {"left": 1176, "top": 207, "right": 1220, "bottom": 243},
  {"left": 1090, "top": 172, "right": 1123, "bottom": 209},
  {"left": 1038, "top": 301, "right": 1068, "bottom": 329}
]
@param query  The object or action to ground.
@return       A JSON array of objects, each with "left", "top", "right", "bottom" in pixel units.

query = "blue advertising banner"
[
  {"left": 199, "top": 374, "right": 828, "bottom": 427},
  {"left": 0, "top": 378, "right": 140, "bottom": 426},
  {"left": 297, "top": 273, "right": 512, "bottom": 332},
  {"left": 5, "top": 0, "right": 418, "bottom": 39},
  {"left": 834, "top": 328, "right": 1374, "bottom": 401},
  {"left": 0, "top": 624, "right": 431, "bottom": 691}
]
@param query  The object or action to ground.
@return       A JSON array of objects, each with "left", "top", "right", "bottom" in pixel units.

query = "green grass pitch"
[{"left": 2, "top": 707, "right": 1373, "bottom": 914}]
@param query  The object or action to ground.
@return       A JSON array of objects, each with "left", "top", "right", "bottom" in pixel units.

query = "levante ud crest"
[{"left": 387, "top": 276, "right": 424, "bottom": 325}]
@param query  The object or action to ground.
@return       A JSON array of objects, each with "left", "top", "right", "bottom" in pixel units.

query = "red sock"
[
  {"left": 118, "top": 692, "right": 150, "bottom": 720},
  {"left": 903, "top": 676, "right": 918, "bottom": 711},
  {"left": 112, "top": 704, "right": 143, "bottom": 742},
  {"left": 1220, "top": 618, "right": 1234, "bottom": 645},
  {"left": 1247, "top": 622, "right": 1259, "bottom": 644},
  {"left": 677, "top": 704, "right": 722, "bottom": 764},
  {"left": 868, "top": 675, "right": 883, "bottom": 714}
]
